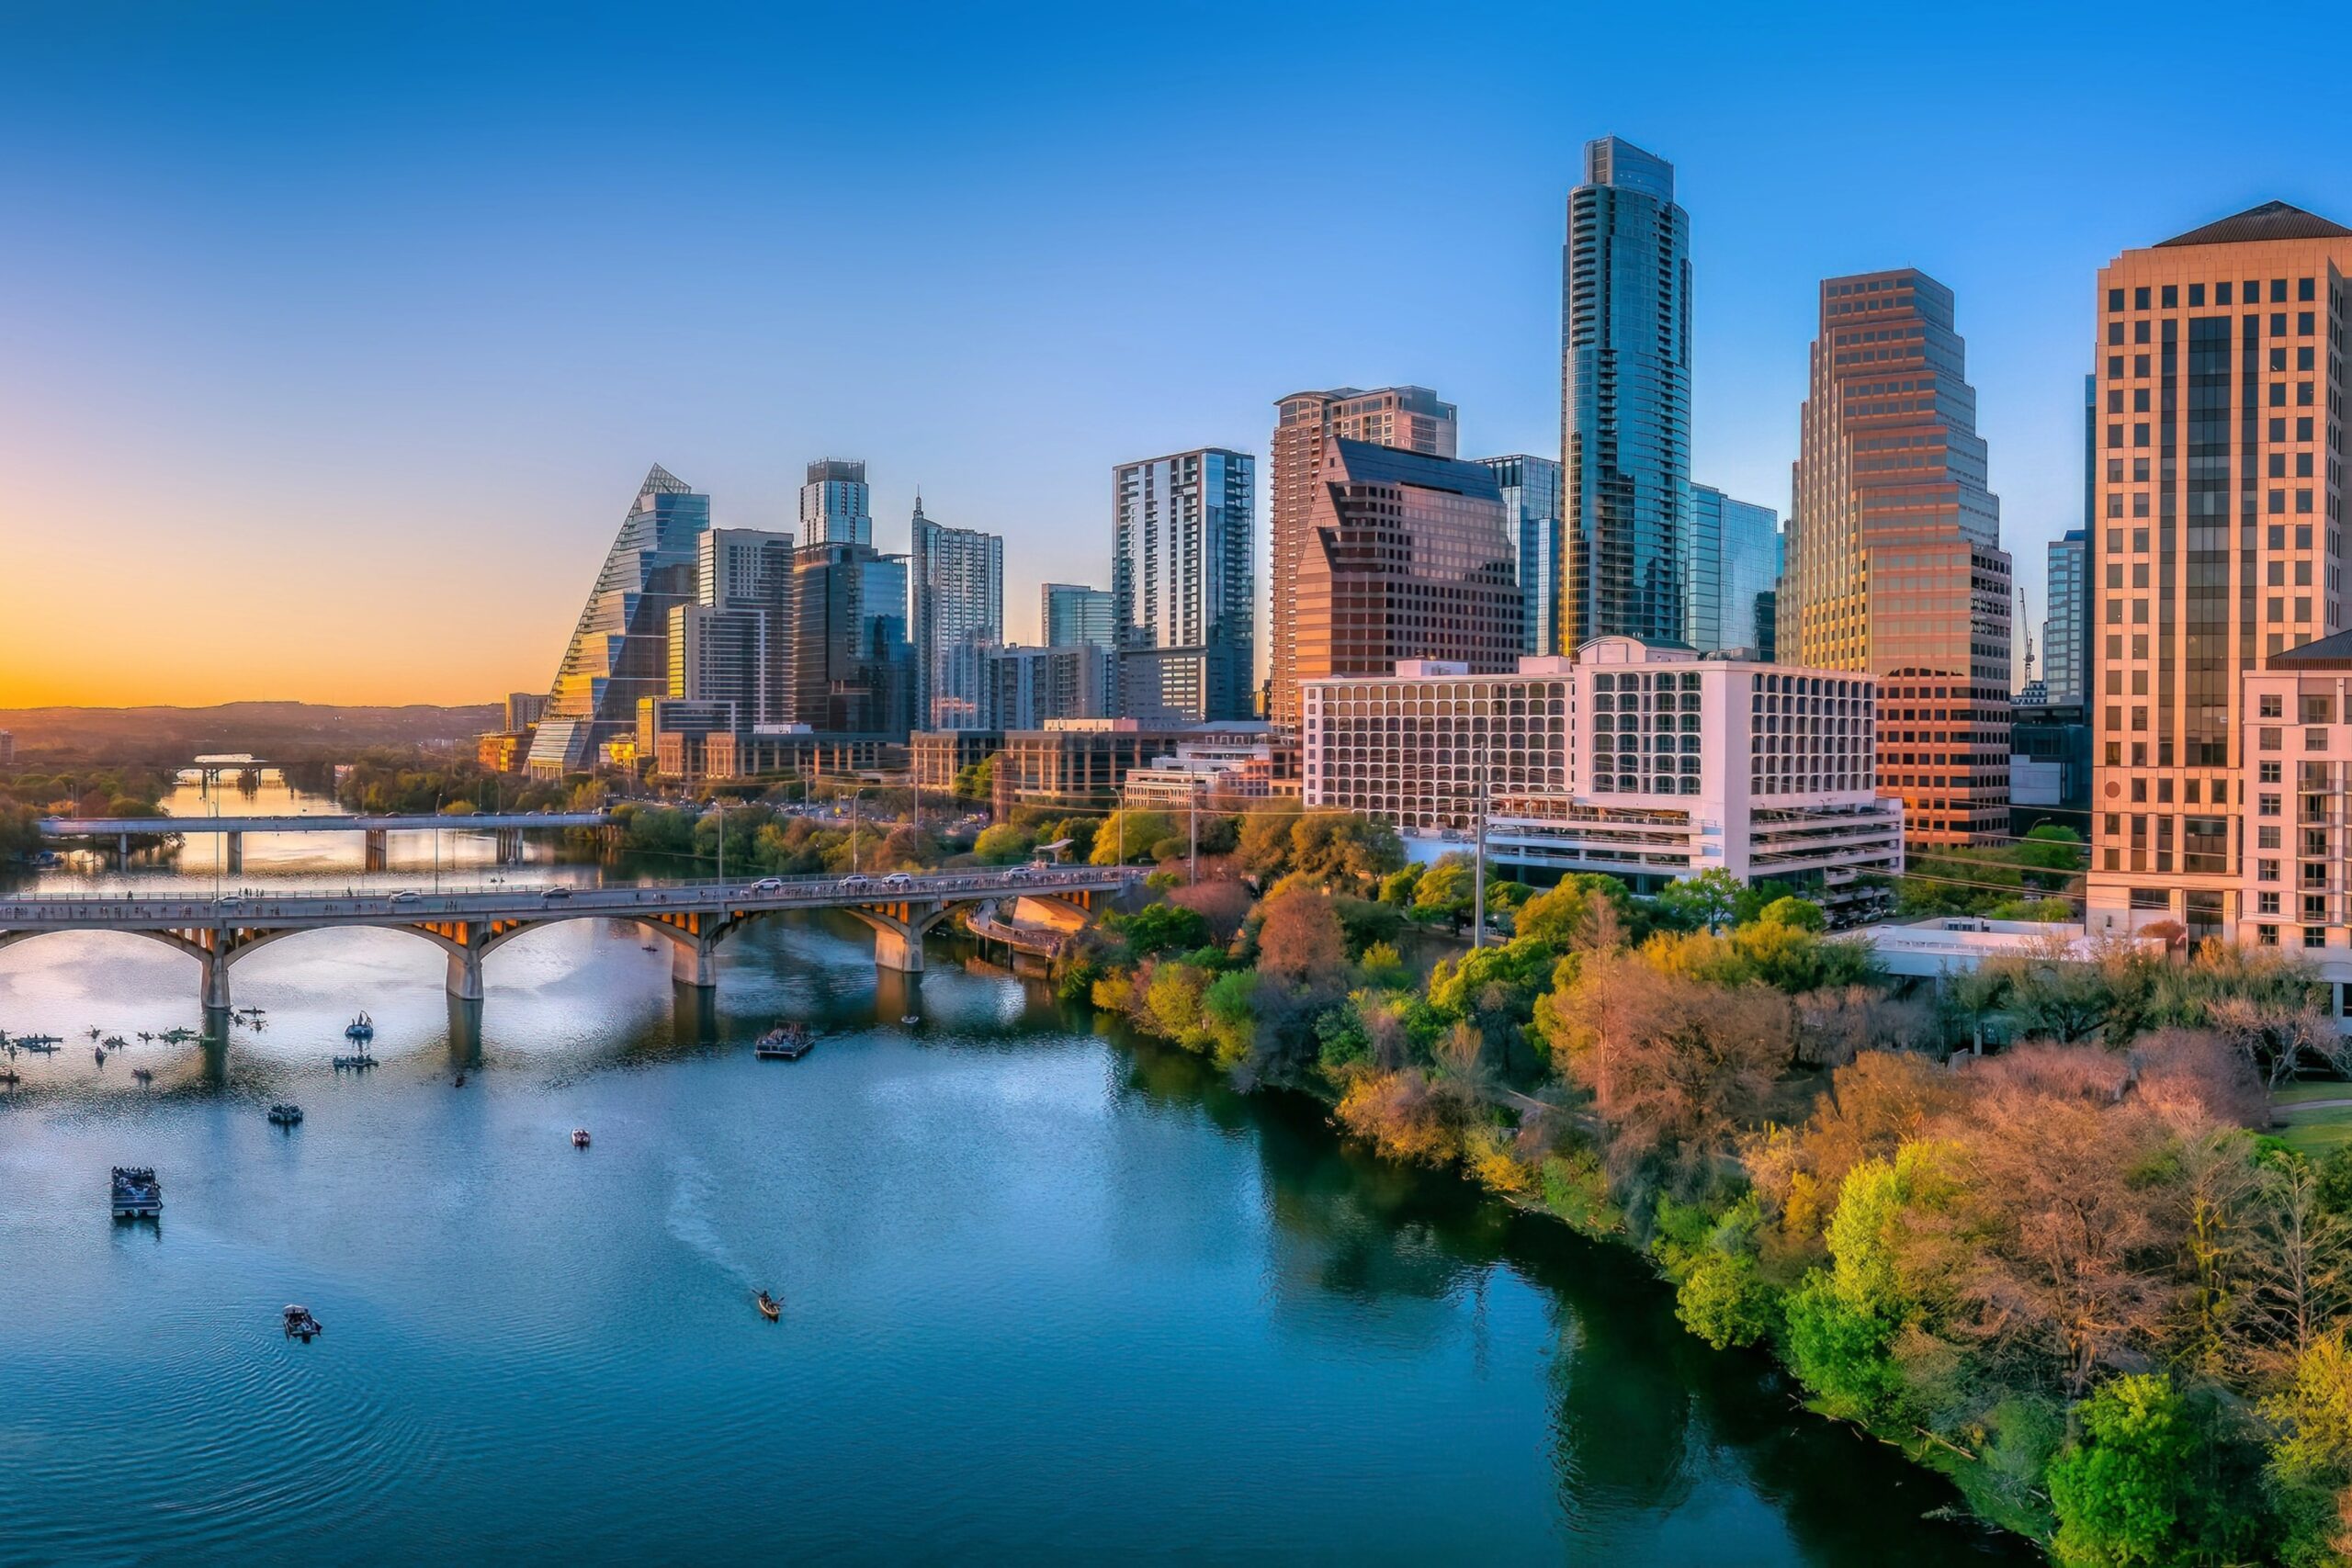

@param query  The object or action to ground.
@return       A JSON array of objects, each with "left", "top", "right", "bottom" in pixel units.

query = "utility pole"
[
  {"left": 1470, "top": 776, "right": 1487, "bottom": 950},
  {"left": 715, "top": 796, "right": 725, "bottom": 886},
  {"left": 1188, "top": 787, "right": 1198, "bottom": 885}
]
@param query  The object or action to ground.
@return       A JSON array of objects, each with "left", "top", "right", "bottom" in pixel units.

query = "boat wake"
[{"left": 662, "top": 1155, "right": 756, "bottom": 1291}]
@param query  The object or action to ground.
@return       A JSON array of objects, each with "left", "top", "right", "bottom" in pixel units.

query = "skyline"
[{"left": 7, "top": 3, "right": 2352, "bottom": 705}]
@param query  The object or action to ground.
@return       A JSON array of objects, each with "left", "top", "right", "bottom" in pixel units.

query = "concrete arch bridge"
[{"left": 0, "top": 867, "right": 1136, "bottom": 1012}]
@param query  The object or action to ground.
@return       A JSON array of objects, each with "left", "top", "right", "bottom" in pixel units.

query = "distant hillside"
[{"left": 0, "top": 702, "right": 505, "bottom": 760}]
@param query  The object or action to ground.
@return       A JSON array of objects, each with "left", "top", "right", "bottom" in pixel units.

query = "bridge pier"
[
  {"left": 200, "top": 950, "right": 232, "bottom": 1011},
  {"left": 447, "top": 944, "right": 484, "bottom": 1001},
  {"left": 670, "top": 936, "right": 718, "bottom": 988},
  {"left": 493, "top": 828, "right": 523, "bottom": 865},
  {"left": 871, "top": 924, "right": 925, "bottom": 974},
  {"left": 364, "top": 829, "right": 388, "bottom": 872},
  {"left": 223, "top": 832, "right": 243, "bottom": 874},
  {"left": 119, "top": 832, "right": 131, "bottom": 863}
]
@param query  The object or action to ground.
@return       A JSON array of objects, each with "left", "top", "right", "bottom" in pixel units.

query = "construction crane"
[{"left": 2018, "top": 586, "right": 2036, "bottom": 686}]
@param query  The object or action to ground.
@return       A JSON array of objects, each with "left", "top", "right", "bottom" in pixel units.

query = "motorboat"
[
  {"left": 111, "top": 1167, "right": 162, "bottom": 1220},
  {"left": 282, "top": 1304, "right": 322, "bottom": 1342},
  {"left": 753, "top": 1023, "right": 814, "bottom": 1061},
  {"left": 93, "top": 1046, "right": 107, "bottom": 1066},
  {"left": 452, "top": 1072, "right": 467, "bottom": 1088},
  {"left": 899, "top": 1014, "right": 922, "bottom": 1028},
  {"left": 571, "top": 1128, "right": 592, "bottom": 1149},
  {"left": 754, "top": 1291, "right": 781, "bottom": 1321},
  {"left": 344, "top": 1012, "right": 374, "bottom": 1042},
  {"left": 267, "top": 1103, "right": 303, "bottom": 1126}
]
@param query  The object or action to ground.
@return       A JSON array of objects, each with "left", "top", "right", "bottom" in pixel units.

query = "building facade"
[
  {"left": 1563, "top": 136, "right": 1693, "bottom": 653},
  {"left": 984, "top": 644, "right": 1113, "bottom": 731},
  {"left": 1691, "top": 484, "right": 1781, "bottom": 656},
  {"left": 989, "top": 719, "right": 1276, "bottom": 815},
  {"left": 2087, "top": 202, "right": 2352, "bottom": 943},
  {"left": 1111, "top": 447, "right": 1255, "bottom": 724},
  {"left": 1270, "top": 387, "right": 1457, "bottom": 727},
  {"left": 910, "top": 498, "right": 1004, "bottom": 731},
  {"left": 1478, "top": 454, "right": 1565, "bottom": 657},
  {"left": 1286, "top": 439, "right": 1521, "bottom": 706},
  {"left": 2045, "top": 527, "right": 2090, "bottom": 708},
  {"left": 1041, "top": 582, "right": 1114, "bottom": 650},
  {"left": 1785, "top": 268, "right": 2013, "bottom": 848},
  {"left": 1302, "top": 638, "right": 1898, "bottom": 919},
  {"left": 503, "top": 693, "right": 548, "bottom": 732},
  {"left": 798, "top": 459, "right": 872, "bottom": 547},
  {"left": 792, "top": 541, "right": 915, "bottom": 739},
  {"left": 526, "top": 464, "right": 709, "bottom": 777}
]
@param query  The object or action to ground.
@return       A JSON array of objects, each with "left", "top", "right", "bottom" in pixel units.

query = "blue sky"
[{"left": 4, "top": 0, "right": 2348, "bottom": 705}]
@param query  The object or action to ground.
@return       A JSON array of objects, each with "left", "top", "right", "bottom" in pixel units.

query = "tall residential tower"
[
  {"left": 1113, "top": 446, "right": 1255, "bottom": 722},
  {"left": 1562, "top": 136, "right": 1692, "bottom": 651},
  {"left": 1478, "top": 455, "right": 1564, "bottom": 657},
  {"left": 910, "top": 498, "right": 1003, "bottom": 730},
  {"left": 798, "top": 459, "right": 872, "bottom": 547},
  {"left": 1786, "top": 269, "right": 2011, "bottom": 847}
]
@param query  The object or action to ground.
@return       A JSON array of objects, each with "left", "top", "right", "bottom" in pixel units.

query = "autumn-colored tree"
[
  {"left": 1165, "top": 878, "right": 1255, "bottom": 944},
  {"left": 1256, "top": 885, "right": 1348, "bottom": 991},
  {"left": 1745, "top": 1049, "right": 1970, "bottom": 1249}
]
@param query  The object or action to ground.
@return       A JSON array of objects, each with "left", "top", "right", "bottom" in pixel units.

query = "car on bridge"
[
  {"left": 541, "top": 887, "right": 571, "bottom": 901},
  {"left": 881, "top": 873, "right": 912, "bottom": 891},
  {"left": 752, "top": 878, "right": 785, "bottom": 892},
  {"left": 839, "top": 874, "right": 870, "bottom": 891},
  {"left": 390, "top": 890, "right": 421, "bottom": 904}
]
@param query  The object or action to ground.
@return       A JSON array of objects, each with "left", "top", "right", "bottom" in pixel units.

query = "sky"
[{"left": 4, "top": 0, "right": 2351, "bottom": 707}]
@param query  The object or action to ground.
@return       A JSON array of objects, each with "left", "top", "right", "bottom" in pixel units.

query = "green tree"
[
  {"left": 1090, "top": 809, "right": 1178, "bottom": 865},
  {"left": 1408, "top": 853, "right": 1475, "bottom": 931},
  {"left": 1110, "top": 901, "right": 1213, "bottom": 958},
  {"left": 2047, "top": 1374, "right": 2198, "bottom": 1568},
  {"left": 973, "top": 823, "right": 1032, "bottom": 863},
  {"left": 1651, "top": 867, "right": 1742, "bottom": 934}
]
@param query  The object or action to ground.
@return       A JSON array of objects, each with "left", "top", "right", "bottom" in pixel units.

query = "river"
[{"left": 0, "top": 784, "right": 2040, "bottom": 1563}]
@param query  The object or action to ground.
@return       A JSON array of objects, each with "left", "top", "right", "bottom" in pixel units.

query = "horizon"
[{"left": 6, "top": 0, "right": 2352, "bottom": 705}]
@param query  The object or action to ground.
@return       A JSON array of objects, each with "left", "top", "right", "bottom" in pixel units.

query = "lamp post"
[
  {"left": 715, "top": 796, "right": 725, "bottom": 886},
  {"left": 850, "top": 785, "right": 868, "bottom": 874}
]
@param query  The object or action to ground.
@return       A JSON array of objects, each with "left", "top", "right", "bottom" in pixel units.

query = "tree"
[
  {"left": 1111, "top": 901, "right": 1212, "bottom": 958},
  {"left": 973, "top": 823, "right": 1033, "bottom": 863},
  {"left": 2262, "top": 1329, "right": 2352, "bottom": 1566},
  {"left": 952, "top": 754, "right": 996, "bottom": 803},
  {"left": 1408, "top": 853, "right": 1475, "bottom": 931},
  {"left": 1165, "top": 878, "right": 1254, "bottom": 944},
  {"left": 1236, "top": 799, "right": 1305, "bottom": 882},
  {"left": 1287, "top": 812, "right": 1405, "bottom": 894},
  {"left": 1651, "top": 868, "right": 1743, "bottom": 934},
  {"left": 1090, "top": 810, "right": 1178, "bottom": 866},
  {"left": 2046, "top": 1374, "right": 2199, "bottom": 1568},
  {"left": 1512, "top": 873, "right": 1635, "bottom": 953},
  {"left": 1257, "top": 886, "right": 1347, "bottom": 990}
]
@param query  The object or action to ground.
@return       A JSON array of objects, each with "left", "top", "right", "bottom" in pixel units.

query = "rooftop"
[
  {"left": 2154, "top": 200, "right": 2352, "bottom": 248},
  {"left": 2267, "top": 626, "right": 2352, "bottom": 671}
]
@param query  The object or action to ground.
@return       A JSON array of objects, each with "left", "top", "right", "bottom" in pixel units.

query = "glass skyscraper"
[
  {"left": 1478, "top": 455, "right": 1564, "bottom": 657},
  {"left": 1112, "top": 446, "right": 1255, "bottom": 722},
  {"left": 1690, "top": 484, "right": 1780, "bottom": 655},
  {"left": 910, "top": 498, "right": 1003, "bottom": 730},
  {"left": 793, "top": 541, "right": 914, "bottom": 738},
  {"left": 526, "top": 464, "right": 709, "bottom": 776},
  {"left": 1562, "top": 136, "right": 1692, "bottom": 651},
  {"left": 1041, "top": 583, "right": 1114, "bottom": 650},
  {"left": 798, "top": 458, "right": 872, "bottom": 547},
  {"left": 2043, "top": 528, "right": 2088, "bottom": 707}
]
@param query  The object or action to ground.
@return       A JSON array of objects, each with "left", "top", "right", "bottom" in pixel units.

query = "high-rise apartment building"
[
  {"left": 503, "top": 693, "right": 548, "bottom": 732},
  {"left": 1270, "top": 388, "right": 1455, "bottom": 727},
  {"left": 0, "top": 730, "right": 13, "bottom": 767},
  {"left": 1112, "top": 446, "right": 1255, "bottom": 724},
  {"left": 1041, "top": 583, "right": 1114, "bottom": 650},
  {"left": 1479, "top": 455, "right": 1564, "bottom": 657},
  {"left": 985, "top": 644, "right": 1114, "bottom": 730},
  {"left": 1286, "top": 438, "right": 1521, "bottom": 695},
  {"left": 2086, "top": 202, "right": 2352, "bottom": 943},
  {"left": 910, "top": 499, "right": 1003, "bottom": 730},
  {"left": 1786, "top": 268, "right": 2012, "bottom": 848},
  {"left": 680, "top": 526, "right": 797, "bottom": 726},
  {"left": 2045, "top": 528, "right": 2090, "bottom": 707},
  {"left": 1563, "top": 136, "right": 1692, "bottom": 652},
  {"left": 526, "top": 464, "right": 709, "bottom": 777},
  {"left": 1691, "top": 485, "right": 1781, "bottom": 656},
  {"left": 798, "top": 458, "right": 872, "bottom": 547}
]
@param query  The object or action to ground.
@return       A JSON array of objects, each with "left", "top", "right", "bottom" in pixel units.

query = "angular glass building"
[
  {"left": 792, "top": 542, "right": 914, "bottom": 738},
  {"left": 1562, "top": 136, "right": 1692, "bottom": 650},
  {"left": 526, "top": 464, "right": 709, "bottom": 777},
  {"left": 1690, "top": 484, "right": 1781, "bottom": 656},
  {"left": 2043, "top": 527, "right": 2088, "bottom": 707},
  {"left": 1041, "top": 582, "right": 1114, "bottom": 650},
  {"left": 910, "top": 498, "right": 1004, "bottom": 729},
  {"left": 1478, "top": 455, "right": 1564, "bottom": 657}
]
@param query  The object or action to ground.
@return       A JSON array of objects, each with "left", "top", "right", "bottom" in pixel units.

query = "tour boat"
[
  {"left": 344, "top": 1012, "right": 374, "bottom": 1042},
  {"left": 282, "top": 1304, "right": 322, "bottom": 1342},
  {"left": 110, "top": 1167, "right": 162, "bottom": 1220},
  {"left": 571, "top": 1128, "right": 592, "bottom": 1148},
  {"left": 332, "top": 1052, "right": 377, "bottom": 1070},
  {"left": 103, "top": 1035, "right": 127, "bottom": 1049},
  {"left": 754, "top": 1291, "right": 781, "bottom": 1321},
  {"left": 753, "top": 1023, "right": 813, "bottom": 1060},
  {"left": 19, "top": 1037, "right": 59, "bottom": 1052},
  {"left": 267, "top": 1103, "right": 303, "bottom": 1126}
]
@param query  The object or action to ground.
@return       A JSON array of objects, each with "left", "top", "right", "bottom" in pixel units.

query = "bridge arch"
[{"left": 0, "top": 925, "right": 209, "bottom": 965}]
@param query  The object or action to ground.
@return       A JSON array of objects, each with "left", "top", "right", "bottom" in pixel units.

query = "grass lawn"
[{"left": 2271, "top": 1081, "right": 2352, "bottom": 1155}]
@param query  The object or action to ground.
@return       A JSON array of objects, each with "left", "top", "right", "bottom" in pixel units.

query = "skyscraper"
[
  {"left": 1287, "top": 439, "right": 1521, "bottom": 692},
  {"left": 1563, "top": 136, "right": 1692, "bottom": 651},
  {"left": 2044, "top": 528, "right": 2089, "bottom": 707},
  {"left": 665, "top": 526, "right": 797, "bottom": 728},
  {"left": 2085, "top": 201, "right": 2352, "bottom": 943},
  {"left": 1786, "top": 269, "right": 2011, "bottom": 848},
  {"left": 909, "top": 498, "right": 1003, "bottom": 730},
  {"left": 798, "top": 458, "right": 872, "bottom": 547},
  {"left": 1041, "top": 583, "right": 1114, "bottom": 650},
  {"left": 526, "top": 464, "right": 709, "bottom": 776},
  {"left": 1113, "top": 446, "right": 1256, "bottom": 723},
  {"left": 1270, "top": 389, "right": 1455, "bottom": 726},
  {"left": 793, "top": 541, "right": 914, "bottom": 738},
  {"left": 1478, "top": 455, "right": 1564, "bottom": 657},
  {"left": 1690, "top": 484, "right": 1780, "bottom": 655}
]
